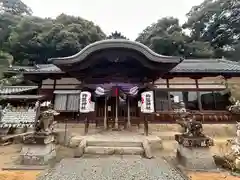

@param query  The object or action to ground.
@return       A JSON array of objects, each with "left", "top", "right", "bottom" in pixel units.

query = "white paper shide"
[{"left": 141, "top": 91, "right": 155, "bottom": 113}]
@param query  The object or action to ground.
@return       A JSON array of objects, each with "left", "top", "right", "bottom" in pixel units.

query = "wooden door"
[{"left": 95, "top": 96, "right": 141, "bottom": 127}]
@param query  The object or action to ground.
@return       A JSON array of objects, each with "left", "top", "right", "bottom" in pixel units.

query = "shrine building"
[{"left": 4, "top": 39, "right": 240, "bottom": 128}]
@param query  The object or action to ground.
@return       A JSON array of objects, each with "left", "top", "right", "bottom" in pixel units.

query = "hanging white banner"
[
  {"left": 79, "top": 91, "right": 92, "bottom": 113},
  {"left": 141, "top": 91, "right": 155, "bottom": 113}
]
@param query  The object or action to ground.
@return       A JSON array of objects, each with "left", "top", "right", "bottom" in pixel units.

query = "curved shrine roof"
[{"left": 48, "top": 39, "right": 183, "bottom": 65}]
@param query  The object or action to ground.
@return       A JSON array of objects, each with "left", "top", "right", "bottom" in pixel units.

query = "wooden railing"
[
  {"left": 151, "top": 111, "right": 237, "bottom": 123},
  {"left": 54, "top": 110, "right": 238, "bottom": 124}
]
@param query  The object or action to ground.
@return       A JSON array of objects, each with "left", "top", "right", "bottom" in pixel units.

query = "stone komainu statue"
[
  {"left": 228, "top": 101, "right": 240, "bottom": 114},
  {"left": 186, "top": 119, "right": 204, "bottom": 137},
  {"left": 176, "top": 111, "right": 204, "bottom": 137},
  {"left": 35, "top": 104, "right": 59, "bottom": 133}
]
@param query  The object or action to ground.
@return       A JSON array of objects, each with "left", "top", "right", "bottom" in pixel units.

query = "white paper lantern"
[
  {"left": 141, "top": 91, "right": 155, "bottom": 113},
  {"left": 79, "top": 91, "right": 92, "bottom": 113}
]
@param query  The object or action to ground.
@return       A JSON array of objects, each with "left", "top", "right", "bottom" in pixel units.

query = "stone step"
[
  {"left": 156, "top": 131, "right": 176, "bottom": 140},
  {"left": 86, "top": 140, "right": 142, "bottom": 147},
  {"left": 85, "top": 146, "right": 144, "bottom": 155}
]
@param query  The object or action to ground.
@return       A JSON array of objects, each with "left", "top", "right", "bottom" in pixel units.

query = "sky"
[{"left": 22, "top": 0, "right": 204, "bottom": 40}]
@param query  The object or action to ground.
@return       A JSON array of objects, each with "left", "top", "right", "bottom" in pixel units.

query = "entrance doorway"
[{"left": 95, "top": 96, "right": 140, "bottom": 128}]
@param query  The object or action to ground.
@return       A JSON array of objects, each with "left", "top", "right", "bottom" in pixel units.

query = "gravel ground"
[{"left": 37, "top": 155, "right": 188, "bottom": 180}]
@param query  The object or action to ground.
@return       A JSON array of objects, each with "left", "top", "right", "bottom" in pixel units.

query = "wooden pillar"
[
  {"left": 37, "top": 80, "right": 42, "bottom": 95},
  {"left": 52, "top": 79, "right": 57, "bottom": 104},
  {"left": 84, "top": 114, "right": 89, "bottom": 135},
  {"left": 166, "top": 78, "right": 172, "bottom": 111},
  {"left": 195, "top": 78, "right": 202, "bottom": 111},
  {"left": 144, "top": 114, "right": 149, "bottom": 136},
  {"left": 114, "top": 87, "right": 119, "bottom": 129},
  {"left": 127, "top": 96, "right": 131, "bottom": 128},
  {"left": 104, "top": 96, "right": 107, "bottom": 129}
]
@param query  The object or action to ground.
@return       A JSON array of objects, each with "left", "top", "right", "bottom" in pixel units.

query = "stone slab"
[
  {"left": 85, "top": 146, "right": 115, "bottom": 155},
  {"left": 86, "top": 140, "right": 142, "bottom": 147},
  {"left": 84, "top": 134, "right": 162, "bottom": 151},
  {"left": 176, "top": 144, "right": 216, "bottom": 170},
  {"left": 114, "top": 147, "right": 144, "bottom": 155},
  {"left": 85, "top": 146, "right": 144, "bottom": 155}
]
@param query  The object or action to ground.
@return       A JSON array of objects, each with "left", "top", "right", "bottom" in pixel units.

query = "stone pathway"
[{"left": 37, "top": 156, "right": 188, "bottom": 180}]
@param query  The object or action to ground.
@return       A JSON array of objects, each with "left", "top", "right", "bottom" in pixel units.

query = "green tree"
[
  {"left": 0, "top": 74, "right": 23, "bottom": 87},
  {"left": 0, "top": 13, "right": 21, "bottom": 51},
  {"left": 7, "top": 14, "right": 106, "bottom": 65},
  {"left": 7, "top": 16, "right": 52, "bottom": 65},
  {"left": 136, "top": 17, "right": 214, "bottom": 58},
  {"left": 184, "top": 0, "right": 240, "bottom": 60},
  {"left": 0, "top": 0, "right": 32, "bottom": 15}
]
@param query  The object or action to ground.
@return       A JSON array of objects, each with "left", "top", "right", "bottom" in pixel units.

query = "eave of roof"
[
  {"left": 48, "top": 39, "right": 183, "bottom": 64},
  {"left": 0, "top": 86, "right": 38, "bottom": 95},
  {"left": 0, "top": 95, "right": 45, "bottom": 100},
  {"left": 170, "top": 59, "right": 240, "bottom": 73},
  {"left": 5, "top": 64, "right": 63, "bottom": 74},
  {"left": 6, "top": 59, "right": 240, "bottom": 76}
]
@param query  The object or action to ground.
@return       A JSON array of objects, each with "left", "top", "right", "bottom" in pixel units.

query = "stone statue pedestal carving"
[
  {"left": 175, "top": 135, "right": 215, "bottom": 169},
  {"left": 175, "top": 134, "right": 214, "bottom": 147},
  {"left": 177, "top": 144, "right": 216, "bottom": 169},
  {"left": 19, "top": 132, "right": 56, "bottom": 165}
]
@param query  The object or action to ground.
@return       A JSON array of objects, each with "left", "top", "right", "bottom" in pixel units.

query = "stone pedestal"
[
  {"left": 235, "top": 157, "right": 240, "bottom": 170},
  {"left": 177, "top": 144, "right": 216, "bottom": 169},
  {"left": 20, "top": 134, "right": 56, "bottom": 165}
]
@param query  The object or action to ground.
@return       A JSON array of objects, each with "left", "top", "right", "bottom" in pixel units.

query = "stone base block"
[
  {"left": 142, "top": 139, "right": 153, "bottom": 159},
  {"left": 69, "top": 136, "right": 84, "bottom": 148},
  {"left": 20, "top": 143, "right": 56, "bottom": 165},
  {"left": 146, "top": 136, "right": 162, "bottom": 151},
  {"left": 74, "top": 139, "right": 86, "bottom": 157},
  {"left": 176, "top": 144, "right": 216, "bottom": 170}
]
